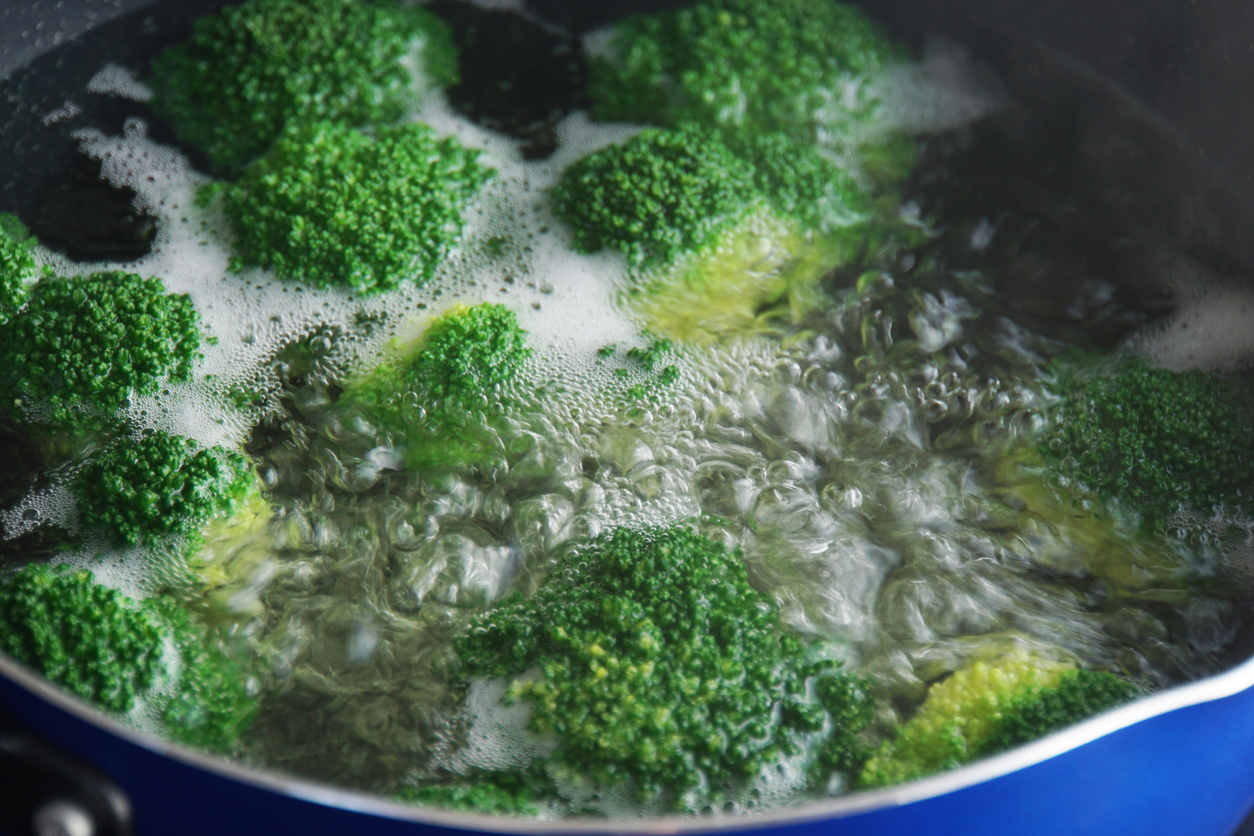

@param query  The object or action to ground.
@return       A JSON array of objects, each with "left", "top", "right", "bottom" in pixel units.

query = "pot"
[{"left": 2, "top": 1, "right": 1253, "bottom": 835}]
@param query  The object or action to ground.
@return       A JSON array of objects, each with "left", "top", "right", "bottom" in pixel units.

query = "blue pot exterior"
[{"left": 3, "top": 654, "right": 1254, "bottom": 836}]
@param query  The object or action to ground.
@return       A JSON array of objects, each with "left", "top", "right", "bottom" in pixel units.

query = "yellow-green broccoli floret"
[
  {"left": 150, "top": 0, "right": 458, "bottom": 173},
  {"left": 1043, "top": 357, "right": 1254, "bottom": 528},
  {"left": 551, "top": 127, "right": 868, "bottom": 341},
  {"left": 0, "top": 213, "right": 39, "bottom": 325},
  {"left": 76, "top": 430, "right": 253, "bottom": 547},
  {"left": 858, "top": 651, "right": 1136, "bottom": 788},
  {"left": 456, "top": 526, "right": 873, "bottom": 808},
  {"left": 0, "top": 271, "right": 202, "bottom": 429},
  {"left": 0, "top": 564, "right": 256, "bottom": 751},
  {"left": 587, "top": 0, "right": 903, "bottom": 143},
  {"left": 216, "top": 121, "right": 494, "bottom": 293},
  {"left": 345, "top": 302, "right": 532, "bottom": 468}
]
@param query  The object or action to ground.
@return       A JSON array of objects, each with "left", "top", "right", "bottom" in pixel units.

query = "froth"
[{"left": 86, "top": 62, "right": 153, "bottom": 101}]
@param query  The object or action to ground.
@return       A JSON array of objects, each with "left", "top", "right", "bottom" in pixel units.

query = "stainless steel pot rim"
[{"left": 3, "top": 646, "right": 1252, "bottom": 834}]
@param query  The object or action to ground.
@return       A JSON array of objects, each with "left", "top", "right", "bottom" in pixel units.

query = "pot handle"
[{"left": 0, "top": 718, "right": 131, "bottom": 836}]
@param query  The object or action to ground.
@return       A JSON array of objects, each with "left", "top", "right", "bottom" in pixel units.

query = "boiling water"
[{"left": 3, "top": 19, "right": 1254, "bottom": 820}]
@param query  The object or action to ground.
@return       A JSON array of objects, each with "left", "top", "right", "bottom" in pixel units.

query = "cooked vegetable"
[
  {"left": 150, "top": 0, "right": 458, "bottom": 173},
  {"left": 0, "top": 271, "right": 201, "bottom": 429},
  {"left": 552, "top": 127, "right": 867, "bottom": 341},
  {"left": 396, "top": 771, "right": 550, "bottom": 816},
  {"left": 344, "top": 302, "right": 532, "bottom": 468},
  {"left": 1044, "top": 357, "right": 1254, "bottom": 528},
  {"left": 457, "top": 526, "right": 872, "bottom": 807},
  {"left": 553, "top": 127, "right": 757, "bottom": 268},
  {"left": 586, "top": 0, "right": 902, "bottom": 142},
  {"left": 216, "top": 121, "right": 494, "bottom": 293},
  {"left": 0, "top": 213, "right": 38, "bottom": 324},
  {"left": 76, "top": 430, "right": 253, "bottom": 547},
  {"left": 0, "top": 564, "right": 255, "bottom": 751},
  {"left": 858, "top": 651, "right": 1136, "bottom": 787}
]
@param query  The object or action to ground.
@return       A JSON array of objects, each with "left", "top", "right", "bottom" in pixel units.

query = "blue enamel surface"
[{"left": 3, "top": 660, "right": 1254, "bottom": 836}]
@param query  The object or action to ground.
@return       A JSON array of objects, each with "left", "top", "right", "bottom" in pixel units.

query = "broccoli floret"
[
  {"left": 808, "top": 674, "right": 876, "bottom": 782},
  {"left": 0, "top": 213, "right": 39, "bottom": 324},
  {"left": 0, "top": 564, "right": 256, "bottom": 750},
  {"left": 0, "top": 271, "right": 201, "bottom": 429},
  {"left": 153, "top": 598, "right": 257, "bottom": 751},
  {"left": 587, "top": 0, "right": 902, "bottom": 143},
  {"left": 1044, "top": 357, "right": 1254, "bottom": 528},
  {"left": 552, "top": 127, "right": 866, "bottom": 341},
  {"left": 724, "top": 132, "right": 869, "bottom": 232},
  {"left": 0, "top": 564, "right": 163, "bottom": 712},
  {"left": 150, "top": 0, "right": 458, "bottom": 173},
  {"left": 980, "top": 668, "right": 1139, "bottom": 757},
  {"left": 345, "top": 303, "right": 532, "bottom": 468},
  {"left": 76, "top": 430, "right": 253, "bottom": 547},
  {"left": 553, "top": 127, "right": 757, "bottom": 268},
  {"left": 602, "top": 336, "right": 681, "bottom": 401},
  {"left": 396, "top": 770, "right": 551, "bottom": 816},
  {"left": 216, "top": 121, "right": 494, "bottom": 293},
  {"left": 398, "top": 302, "right": 532, "bottom": 406},
  {"left": 456, "top": 526, "right": 871, "bottom": 807},
  {"left": 858, "top": 651, "right": 1135, "bottom": 788}
]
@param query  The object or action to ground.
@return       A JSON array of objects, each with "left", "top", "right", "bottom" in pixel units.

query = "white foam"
[
  {"left": 877, "top": 37, "right": 1009, "bottom": 134},
  {"left": 85, "top": 62, "right": 153, "bottom": 101}
]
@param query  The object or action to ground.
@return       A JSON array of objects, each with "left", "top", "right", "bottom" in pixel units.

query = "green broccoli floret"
[
  {"left": 344, "top": 303, "right": 532, "bottom": 469},
  {"left": 0, "top": 564, "right": 163, "bottom": 712},
  {"left": 980, "top": 668, "right": 1139, "bottom": 757},
  {"left": 587, "top": 0, "right": 902, "bottom": 143},
  {"left": 553, "top": 127, "right": 867, "bottom": 266},
  {"left": 725, "top": 132, "right": 869, "bottom": 232},
  {"left": 396, "top": 770, "right": 551, "bottom": 816},
  {"left": 150, "top": 0, "right": 458, "bottom": 173},
  {"left": 601, "top": 336, "right": 681, "bottom": 401},
  {"left": 553, "top": 127, "right": 757, "bottom": 268},
  {"left": 0, "top": 564, "right": 256, "bottom": 750},
  {"left": 0, "top": 213, "right": 39, "bottom": 324},
  {"left": 76, "top": 430, "right": 253, "bottom": 547},
  {"left": 808, "top": 674, "right": 876, "bottom": 782},
  {"left": 153, "top": 598, "right": 258, "bottom": 751},
  {"left": 456, "top": 526, "right": 872, "bottom": 807},
  {"left": 1044, "top": 357, "right": 1254, "bottom": 528},
  {"left": 552, "top": 127, "right": 866, "bottom": 341},
  {"left": 216, "top": 121, "right": 494, "bottom": 293},
  {"left": 0, "top": 271, "right": 202, "bottom": 430},
  {"left": 858, "top": 651, "right": 1135, "bottom": 788}
]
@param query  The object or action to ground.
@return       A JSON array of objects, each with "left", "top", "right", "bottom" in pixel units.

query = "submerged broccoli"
[
  {"left": 456, "top": 526, "right": 872, "bottom": 807},
  {"left": 587, "top": 0, "right": 902, "bottom": 143},
  {"left": 858, "top": 651, "right": 1136, "bottom": 788},
  {"left": 0, "top": 564, "right": 255, "bottom": 751},
  {"left": 1044, "top": 357, "right": 1254, "bottom": 528},
  {"left": 344, "top": 302, "right": 532, "bottom": 468},
  {"left": 0, "top": 213, "right": 39, "bottom": 324},
  {"left": 396, "top": 770, "right": 551, "bottom": 816},
  {"left": 150, "top": 0, "right": 458, "bottom": 173},
  {"left": 0, "top": 271, "right": 201, "bottom": 429},
  {"left": 552, "top": 127, "right": 866, "bottom": 341},
  {"left": 216, "top": 121, "right": 494, "bottom": 293},
  {"left": 76, "top": 430, "right": 254, "bottom": 547}
]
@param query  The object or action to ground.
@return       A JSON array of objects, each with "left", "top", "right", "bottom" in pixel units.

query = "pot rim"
[{"left": 3, "top": 646, "right": 1253, "bottom": 833}]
